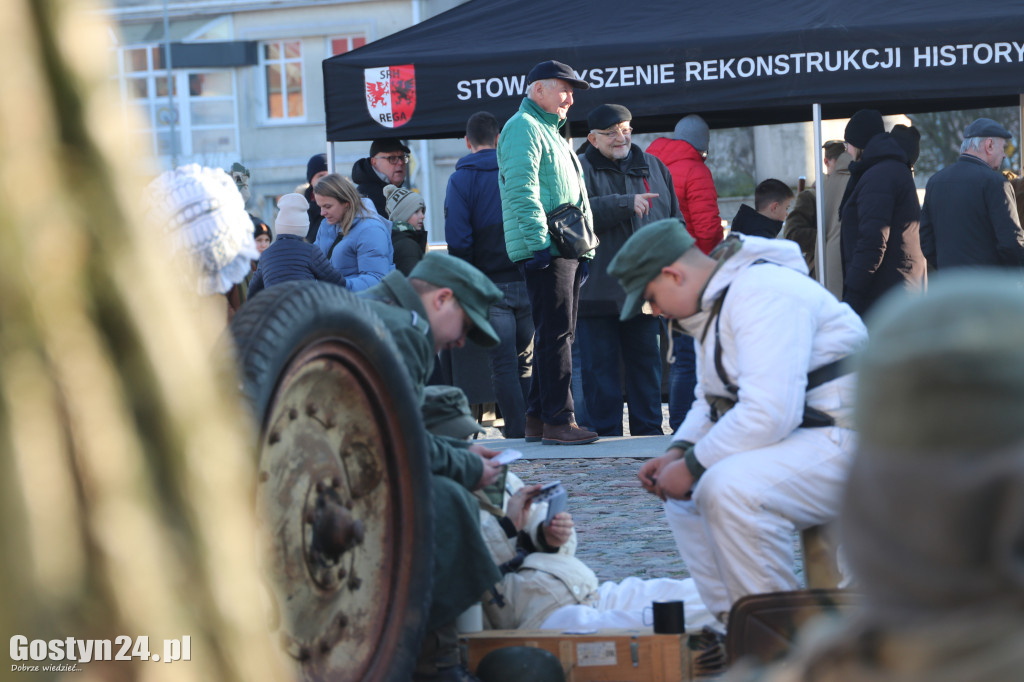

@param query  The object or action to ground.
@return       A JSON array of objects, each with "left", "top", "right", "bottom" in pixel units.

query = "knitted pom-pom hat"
[
  {"left": 384, "top": 184, "right": 425, "bottom": 224},
  {"left": 146, "top": 163, "right": 259, "bottom": 295}
]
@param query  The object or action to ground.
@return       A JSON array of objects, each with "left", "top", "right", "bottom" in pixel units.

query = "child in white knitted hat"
[
  {"left": 247, "top": 193, "right": 347, "bottom": 298},
  {"left": 384, "top": 183, "right": 428, "bottom": 275}
]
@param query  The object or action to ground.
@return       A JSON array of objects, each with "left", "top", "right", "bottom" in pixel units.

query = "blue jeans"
[
  {"left": 523, "top": 256, "right": 581, "bottom": 425},
  {"left": 667, "top": 327, "right": 697, "bottom": 432},
  {"left": 487, "top": 280, "right": 534, "bottom": 438},
  {"left": 577, "top": 315, "right": 664, "bottom": 436}
]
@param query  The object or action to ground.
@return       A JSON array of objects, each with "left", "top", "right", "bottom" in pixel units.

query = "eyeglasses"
[
  {"left": 593, "top": 126, "right": 632, "bottom": 138},
  {"left": 375, "top": 153, "right": 410, "bottom": 165}
]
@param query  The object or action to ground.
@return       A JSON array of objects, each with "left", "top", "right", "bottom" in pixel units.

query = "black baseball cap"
[{"left": 369, "top": 138, "right": 411, "bottom": 157}]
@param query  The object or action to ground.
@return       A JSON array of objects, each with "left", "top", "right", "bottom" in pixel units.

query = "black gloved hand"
[{"left": 524, "top": 248, "right": 552, "bottom": 271}]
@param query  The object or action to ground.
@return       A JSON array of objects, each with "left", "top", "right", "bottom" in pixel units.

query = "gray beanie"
[
  {"left": 673, "top": 114, "right": 710, "bottom": 153},
  {"left": 384, "top": 184, "right": 425, "bottom": 224}
]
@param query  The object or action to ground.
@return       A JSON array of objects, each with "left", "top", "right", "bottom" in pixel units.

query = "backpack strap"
[{"left": 706, "top": 259, "right": 847, "bottom": 428}]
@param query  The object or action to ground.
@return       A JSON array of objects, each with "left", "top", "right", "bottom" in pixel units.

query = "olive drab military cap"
[
  {"left": 409, "top": 252, "right": 503, "bottom": 347},
  {"left": 421, "top": 385, "right": 485, "bottom": 439},
  {"left": 607, "top": 218, "right": 696, "bottom": 321}
]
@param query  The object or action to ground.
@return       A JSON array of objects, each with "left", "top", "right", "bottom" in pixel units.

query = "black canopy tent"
[
  {"left": 322, "top": 0, "right": 1024, "bottom": 286},
  {"left": 323, "top": 0, "right": 1024, "bottom": 141}
]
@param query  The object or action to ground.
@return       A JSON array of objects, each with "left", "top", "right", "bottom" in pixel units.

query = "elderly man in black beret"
[
  {"left": 920, "top": 117, "right": 1024, "bottom": 273},
  {"left": 577, "top": 103, "right": 682, "bottom": 437}
]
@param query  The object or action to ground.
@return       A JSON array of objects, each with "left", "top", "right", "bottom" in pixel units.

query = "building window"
[
  {"left": 261, "top": 39, "right": 304, "bottom": 121},
  {"left": 110, "top": 43, "right": 239, "bottom": 167},
  {"left": 329, "top": 35, "right": 365, "bottom": 56}
]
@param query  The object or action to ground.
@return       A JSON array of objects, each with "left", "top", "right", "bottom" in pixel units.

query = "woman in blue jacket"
[{"left": 312, "top": 173, "right": 394, "bottom": 291}]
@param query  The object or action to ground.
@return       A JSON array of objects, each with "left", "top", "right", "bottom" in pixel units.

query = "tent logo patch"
[{"left": 364, "top": 65, "right": 416, "bottom": 128}]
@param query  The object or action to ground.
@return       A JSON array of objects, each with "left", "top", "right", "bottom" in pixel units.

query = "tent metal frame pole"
[
  {"left": 812, "top": 103, "right": 826, "bottom": 287},
  {"left": 326, "top": 140, "right": 335, "bottom": 174}
]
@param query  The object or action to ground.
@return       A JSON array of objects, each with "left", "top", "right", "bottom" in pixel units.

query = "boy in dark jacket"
[
  {"left": 730, "top": 178, "right": 793, "bottom": 239},
  {"left": 247, "top": 193, "right": 346, "bottom": 297}
]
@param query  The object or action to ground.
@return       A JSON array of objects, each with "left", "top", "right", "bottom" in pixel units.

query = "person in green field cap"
[
  {"left": 359, "top": 252, "right": 509, "bottom": 682},
  {"left": 729, "top": 270, "right": 1024, "bottom": 682},
  {"left": 607, "top": 218, "right": 867, "bottom": 631}
]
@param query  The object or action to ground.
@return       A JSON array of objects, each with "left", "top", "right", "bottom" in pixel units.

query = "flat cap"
[
  {"left": 526, "top": 60, "right": 590, "bottom": 90},
  {"left": 607, "top": 218, "right": 695, "bottom": 321},
  {"left": 409, "top": 252, "right": 503, "bottom": 347},
  {"left": 963, "top": 117, "right": 1013, "bottom": 140},
  {"left": 588, "top": 104, "right": 631, "bottom": 131}
]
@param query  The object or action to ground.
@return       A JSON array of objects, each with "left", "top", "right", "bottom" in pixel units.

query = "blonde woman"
[{"left": 312, "top": 173, "right": 394, "bottom": 291}]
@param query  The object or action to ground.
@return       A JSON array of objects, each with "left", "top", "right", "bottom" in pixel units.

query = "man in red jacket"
[
  {"left": 647, "top": 114, "right": 723, "bottom": 255},
  {"left": 647, "top": 114, "right": 724, "bottom": 431}
]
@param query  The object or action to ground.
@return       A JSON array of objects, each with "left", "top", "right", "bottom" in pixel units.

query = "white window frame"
[
  {"left": 109, "top": 43, "right": 239, "bottom": 168},
  {"left": 258, "top": 38, "right": 306, "bottom": 125}
]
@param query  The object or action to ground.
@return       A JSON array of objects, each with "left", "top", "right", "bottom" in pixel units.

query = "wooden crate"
[{"left": 463, "top": 629, "right": 695, "bottom": 682}]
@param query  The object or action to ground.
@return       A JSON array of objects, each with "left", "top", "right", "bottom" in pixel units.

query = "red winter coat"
[{"left": 646, "top": 137, "right": 723, "bottom": 254}]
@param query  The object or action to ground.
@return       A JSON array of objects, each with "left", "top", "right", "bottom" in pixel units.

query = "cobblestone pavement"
[
  {"left": 479, "top": 406, "right": 805, "bottom": 586},
  {"left": 512, "top": 456, "right": 690, "bottom": 583}
]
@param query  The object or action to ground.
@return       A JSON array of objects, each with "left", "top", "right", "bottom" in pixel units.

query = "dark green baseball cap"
[
  {"left": 421, "top": 385, "right": 485, "bottom": 439},
  {"left": 607, "top": 218, "right": 696, "bottom": 321},
  {"left": 409, "top": 252, "right": 503, "bottom": 347}
]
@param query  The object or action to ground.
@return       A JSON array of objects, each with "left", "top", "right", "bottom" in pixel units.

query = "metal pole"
[
  {"left": 163, "top": 0, "right": 178, "bottom": 167},
  {"left": 812, "top": 103, "right": 826, "bottom": 287}
]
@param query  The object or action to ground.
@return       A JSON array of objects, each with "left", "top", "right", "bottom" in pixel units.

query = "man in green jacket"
[
  {"left": 497, "top": 59, "right": 597, "bottom": 446},
  {"left": 360, "top": 252, "right": 505, "bottom": 682}
]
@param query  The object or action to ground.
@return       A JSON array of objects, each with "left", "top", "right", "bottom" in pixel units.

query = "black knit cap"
[
  {"left": 252, "top": 216, "right": 271, "bottom": 240},
  {"left": 305, "top": 153, "right": 327, "bottom": 184},
  {"left": 844, "top": 109, "right": 885, "bottom": 148},
  {"left": 588, "top": 104, "right": 631, "bottom": 131}
]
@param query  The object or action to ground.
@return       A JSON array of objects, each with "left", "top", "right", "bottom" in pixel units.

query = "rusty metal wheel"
[{"left": 229, "top": 281, "right": 432, "bottom": 682}]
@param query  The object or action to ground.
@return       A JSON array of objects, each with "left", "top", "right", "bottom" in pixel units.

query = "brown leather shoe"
[
  {"left": 525, "top": 415, "right": 543, "bottom": 442},
  {"left": 541, "top": 421, "right": 598, "bottom": 445}
]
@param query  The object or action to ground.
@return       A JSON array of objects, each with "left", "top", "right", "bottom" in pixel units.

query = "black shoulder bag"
[{"left": 546, "top": 203, "right": 599, "bottom": 259}]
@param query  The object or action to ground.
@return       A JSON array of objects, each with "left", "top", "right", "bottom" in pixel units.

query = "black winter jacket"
[
  {"left": 579, "top": 144, "right": 683, "bottom": 317},
  {"left": 351, "top": 157, "right": 398, "bottom": 215},
  {"left": 392, "top": 226, "right": 428, "bottom": 275},
  {"left": 730, "top": 203, "right": 783, "bottom": 239},
  {"left": 248, "top": 234, "right": 347, "bottom": 297},
  {"left": 840, "top": 133, "right": 926, "bottom": 316},
  {"left": 919, "top": 153, "right": 1024, "bottom": 270}
]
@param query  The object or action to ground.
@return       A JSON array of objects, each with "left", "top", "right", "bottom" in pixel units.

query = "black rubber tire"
[{"left": 229, "top": 281, "right": 432, "bottom": 682}]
